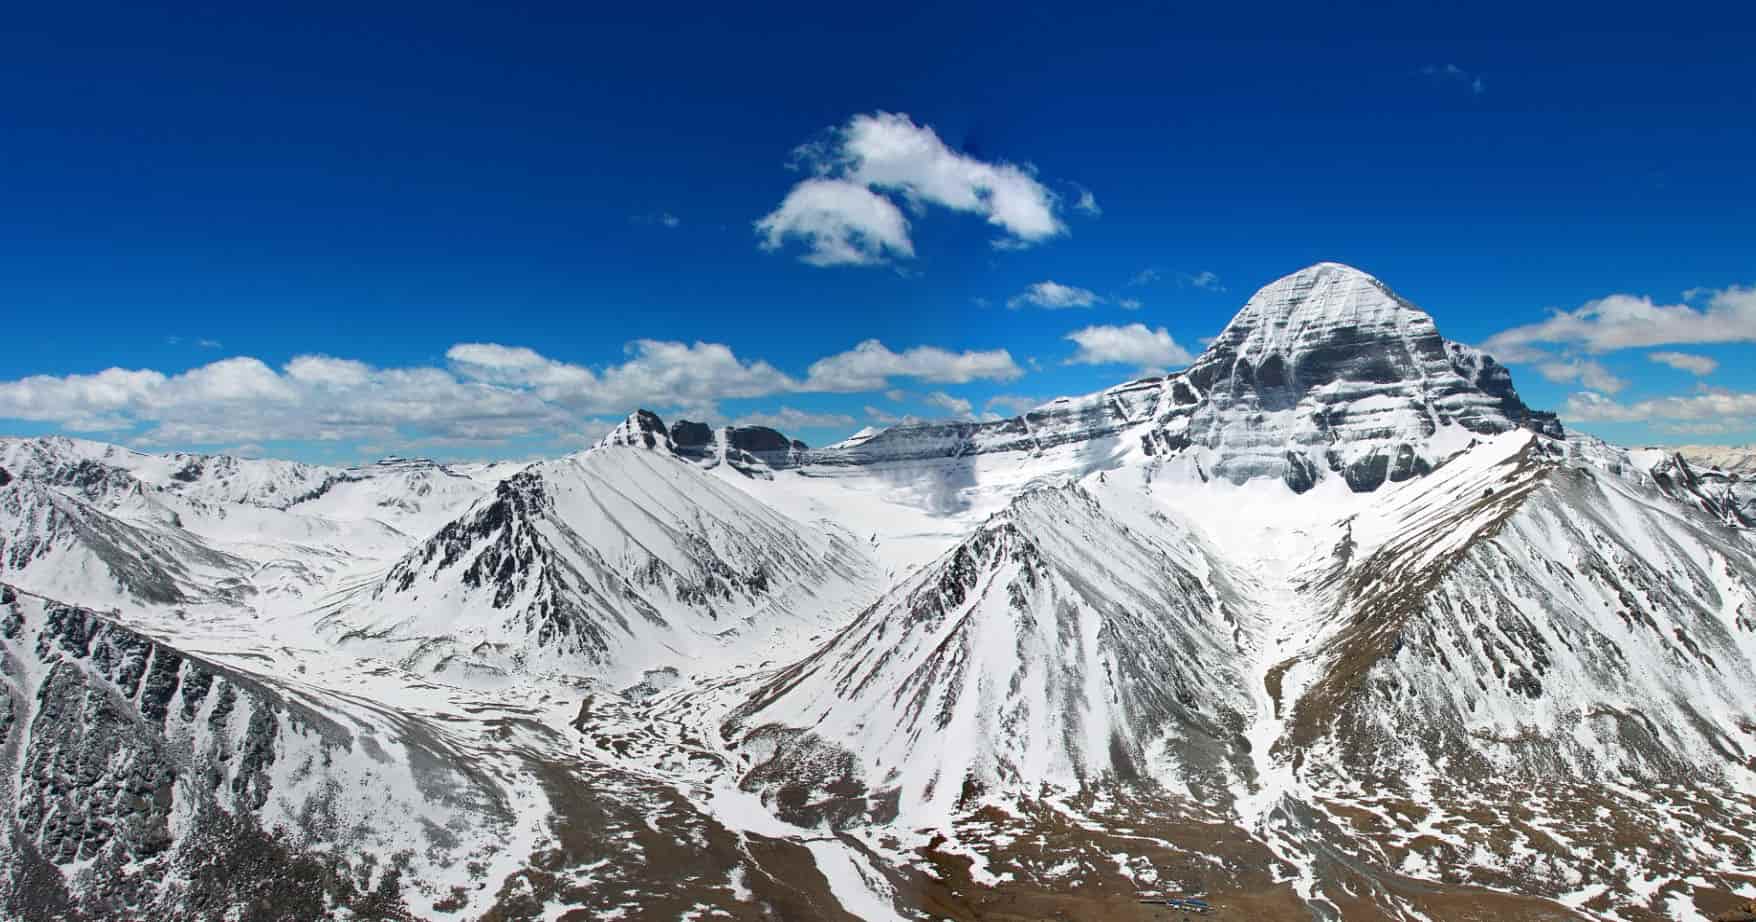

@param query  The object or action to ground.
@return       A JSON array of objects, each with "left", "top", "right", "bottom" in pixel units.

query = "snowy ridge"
[
  {"left": 726, "top": 480, "right": 1254, "bottom": 828},
  {"left": 340, "top": 444, "right": 882, "bottom": 683}
]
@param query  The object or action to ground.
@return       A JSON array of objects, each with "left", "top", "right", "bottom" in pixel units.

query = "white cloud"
[
  {"left": 984, "top": 394, "right": 1042, "bottom": 416},
  {"left": 196, "top": 338, "right": 223, "bottom": 349},
  {"left": 1483, "top": 285, "right": 1756, "bottom": 358},
  {"left": 1064, "top": 323, "right": 1194, "bottom": 372},
  {"left": 755, "top": 178, "right": 914, "bottom": 267},
  {"left": 1649, "top": 351, "right": 1719, "bottom": 375},
  {"left": 1534, "top": 358, "right": 1627, "bottom": 394},
  {"left": 922, "top": 391, "right": 973, "bottom": 417},
  {"left": 759, "top": 111, "right": 1068, "bottom": 265},
  {"left": 1129, "top": 268, "right": 1162, "bottom": 286},
  {"left": 884, "top": 388, "right": 908, "bottom": 402},
  {"left": 1009, "top": 281, "right": 1103, "bottom": 310},
  {"left": 0, "top": 354, "right": 569, "bottom": 447},
  {"left": 447, "top": 339, "right": 795, "bottom": 415},
  {"left": 1182, "top": 270, "right": 1224, "bottom": 292},
  {"left": 731, "top": 407, "right": 855, "bottom": 431},
  {"left": 1072, "top": 184, "right": 1101, "bottom": 216},
  {"left": 0, "top": 334, "right": 1027, "bottom": 449},
  {"left": 1118, "top": 297, "right": 1143, "bottom": 311},
  {"left": 803, "top": 340, "right": 1022, "bottom": 391},
  {"left": 1564, "top": 388, "right": 1756, "bottom": 426}
]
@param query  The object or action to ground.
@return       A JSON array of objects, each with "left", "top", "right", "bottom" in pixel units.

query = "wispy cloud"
[
  {"left": 922, "top": 391, "right": 973, "bottom": 417},
  {"left": 1118, "top": 297, "right": 1143, "bottom": 311},
  {"left": 984, "top": 394, "right": 1042, "bottom": 416},
  {"left": 732, "top": 407, "right": 855, "bottom": 430},
  {"left": 1008, "top": 280, "right": 1103, "bottom": 310},
  {"left": 1534, "top": 357, "right": 1627, "bottom": 394},
  {"left": 757, "top": 112, "right": 1071, "bottom": 266},
  {"left": 1180, "top": 270, "right": 1224, "bottom": 292},
  {"left": 1071, "top": 184, "right": 1101, "bottom": 216},
  {"left": 1649, "top": 351, "right": 1718, "bottom": 376},
  {"left": 1130, "top": 267, "right": 1224, "bottom": 292},
  {"left": 1421, "top": 63, "right": 1485, "bottom": 96}
]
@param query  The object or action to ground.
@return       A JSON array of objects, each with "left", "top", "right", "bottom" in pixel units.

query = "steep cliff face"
[{"left": 1147, "top": 262, "right": 1560, "bottom": 493}]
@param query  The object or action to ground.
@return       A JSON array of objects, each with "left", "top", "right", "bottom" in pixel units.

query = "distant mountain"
[{"left": 338, "top": 439, "right": 879, "bottom": 682}]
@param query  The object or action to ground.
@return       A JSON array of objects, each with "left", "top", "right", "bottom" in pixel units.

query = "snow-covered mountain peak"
[
  {"left": 596, "top": 408, "right": 675, "bottom": 451},
  {"left": 1202, "top": 261, "right": 1419, "bottom": 362},
  {"left": 1149, "top": 263, "right": 1562, "bottom": 493}
]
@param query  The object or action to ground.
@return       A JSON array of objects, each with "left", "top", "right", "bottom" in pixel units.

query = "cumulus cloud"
[
  {"left": 1, "top": 335, "right": 1023, "bottom": 448},
  {"left": 755, "top": 178, "right": 914, "bottom": 267},
  {"left": 757, "top": 112, "right": 1068, "bottom": 265},
  {"left": 731, "top": 407, "right": 855, "bottom": 431},
  {"left": 448, "top": 339, "right": 793, "bottom": 413},
  {"left": 802, "top": 340, "right": 1022, "bottom": 391},
  {"left": 1064, "top": 324, "right": 1194, "bottom": 372},
  {"left": 1649, "top": 351, "right": 1719, "bottom": 375},
  {"left": 1564, "top": 388, "right": 1756, "bottom": 426},
  {"left": 1483, "top": 285, "right": 1756, "bottom": 358},
  {"left": 922, "top": 391, "right": 974, "bottom": 417},
  {"left": 1008, "top": 281, "right": 1103, "bottom": 310},
  {"left": 1534, "top": 358, "right": 1627, "bottom": 394}
]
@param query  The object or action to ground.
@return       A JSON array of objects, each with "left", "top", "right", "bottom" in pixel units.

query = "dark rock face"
[
  {"left": 725, "top": 426, "right": 791, "bottom": 454},
  {"left": 597, "top": 409, "right": 673, "bottom": 451},
  {"left": 1151, "top": 263, "right": 1562, "bottom": 492},
  {"left": 0, "top": 588, "right": 511, "bottom": 921},
  {"left": 669, "top": 420, "right": 715, "bottom": 451},
  {"left": 1650, "top": 452, "right": 1756, "bottom": 527}
]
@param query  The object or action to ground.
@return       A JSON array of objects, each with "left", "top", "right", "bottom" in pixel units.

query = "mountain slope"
[
  {"left": 0, "top": 585, "right": 541, "bottom": 921},
  {"left": 337, "top": 440, "right": 882, "bottom": 682},
  {"left": 725, "top": 481, "right": 1255, "bottom": 828}
]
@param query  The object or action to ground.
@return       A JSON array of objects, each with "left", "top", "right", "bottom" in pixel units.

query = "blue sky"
[{"left": 2, "top": 2, "right": 1753, "bottom": 462}]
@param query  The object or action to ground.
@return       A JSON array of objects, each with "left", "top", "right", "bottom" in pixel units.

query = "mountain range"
[{"left": 3, "top": 262, "right": 1754, "bottom": 921}]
